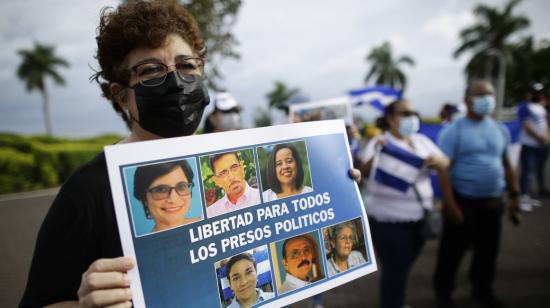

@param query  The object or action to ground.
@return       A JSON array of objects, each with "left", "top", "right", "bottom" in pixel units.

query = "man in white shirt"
[
  {"left": 279, "top": 235, "right": 319, "bottom": 293},
  {"left": 207, "top": 151, "right": 261, "bottom": 218}
]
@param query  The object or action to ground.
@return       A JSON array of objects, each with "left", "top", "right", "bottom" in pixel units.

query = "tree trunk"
[{"left": 41, "top": 87, "right": 52, "bottom": 135}]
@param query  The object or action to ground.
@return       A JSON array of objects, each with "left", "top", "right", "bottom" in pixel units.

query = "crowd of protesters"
[{"left": 17, "top": 1, "right": 549, "bottom": 308}]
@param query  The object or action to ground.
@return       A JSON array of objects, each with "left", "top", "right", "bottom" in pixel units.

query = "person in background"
[
  {"left": 203, "top": 91, "right": 242, "bottom": 133},
  {"left": 517, "top": 83, "right": 550, "bottom": 211},
  {"left": 439, "top": 103, "right": 460, "bottom": 124},
  {"left": 360, "top": 99, "right": 452, "bottom": 308},
  {"left": 434, "top": 80, "right": 521, "bottom": 308}
]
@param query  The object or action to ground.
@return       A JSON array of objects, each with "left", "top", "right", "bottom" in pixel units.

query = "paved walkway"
[{"left": 1, "top": 191, "right": 549, "bottom": 307}]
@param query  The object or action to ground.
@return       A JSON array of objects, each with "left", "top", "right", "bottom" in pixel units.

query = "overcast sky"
[{"left": 1, "top": 0, "right": 549, "bottom": 137}]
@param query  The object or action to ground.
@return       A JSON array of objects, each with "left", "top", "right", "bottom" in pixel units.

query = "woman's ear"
[{"left": 110, "top": 83, "right": 128, "bottom": 110}]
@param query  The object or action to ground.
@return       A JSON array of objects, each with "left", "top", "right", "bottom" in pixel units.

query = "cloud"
[{"left": 422, "top": 11, "right": 475, "bottom": 42}]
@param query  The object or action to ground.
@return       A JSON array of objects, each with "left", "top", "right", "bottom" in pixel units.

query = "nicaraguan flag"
[
  {"left": 374, "top": 142, "right": 425, "bottom": 192},
  {"left": 348, "top": 86, "right": 402, "bottom": 111},
  {"left": 219, "top": 248, "right": 272, "bottom": 300}
]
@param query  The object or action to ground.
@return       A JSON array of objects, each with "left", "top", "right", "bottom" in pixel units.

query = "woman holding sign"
[
  {"left": 263, "top": 143, "right": 313, "bottom": 202},
  {"left": 360, "top": 99, "right": 451, "bottom": 308},
  {"left": 20, "top": 1, "right": 361, "bottom": 306},
  {"left": 133, "top": 160, "right": 200, "bottom": 232}
]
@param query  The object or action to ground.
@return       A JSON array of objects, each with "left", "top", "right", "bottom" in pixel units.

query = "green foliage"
[
  {"left": 266, "top": 81, "right": 300, "bottom": 114},
  {"left": 254, "top": 107, "right": 273, "bottom": 128},
  {"left": 257, "top": 141, "right": 312, "bottom": 192},
  {"left": 16, "top": 42, "right": 69, "bottom": 135},
  {"left": 364, "top": 41, "right": 415, "bottom": 92},
  {"left": 454, "top": 0, "right": 530, "bottom": 105},
  {"left": 0, "top": 133, "right": 122, "bottom": 194},
  {"left": 182, "top": 0, "right": 242, "bottom": 91}
]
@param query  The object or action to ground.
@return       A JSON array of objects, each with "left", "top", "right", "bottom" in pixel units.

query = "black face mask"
[{"left": 131, "top": 72, "right": 210, "bottom": 138}]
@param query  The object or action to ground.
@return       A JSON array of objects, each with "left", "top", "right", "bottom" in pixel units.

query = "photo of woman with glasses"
[
  {"left": 132, "top": 159, "right": 202, "bottom": 234},
  {"left": 259, "top": 142, "right": 313, "bottom": 202},
  {"left": 324, "top": 219, "right": 367, "bottom": 277}
]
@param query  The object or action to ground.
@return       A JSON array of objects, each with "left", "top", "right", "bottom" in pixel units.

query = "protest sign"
[
  {"left": 289, "top": 97, "right": 353, "bottom": 124},
  {"left": 105, "top": 120, "right": 377, "bottom": 308}
]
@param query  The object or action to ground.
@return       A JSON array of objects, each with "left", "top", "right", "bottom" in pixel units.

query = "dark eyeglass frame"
[
  {"left": 147, "top": 181, "right": 194, "bottom": 200},
  {"left": 129, "top": 57, "right": 205, "bottom": 87}
]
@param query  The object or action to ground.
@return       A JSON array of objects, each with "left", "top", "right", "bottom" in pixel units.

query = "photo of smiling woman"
[
  {"left": 131, "top": 158, "right": 202, "bottom": 235},
  {"left": 323, "top": 218, "right": 368, "bottom": 277},
  {"left": 259, "top": 141, "right": 313, "bottom": 202}
]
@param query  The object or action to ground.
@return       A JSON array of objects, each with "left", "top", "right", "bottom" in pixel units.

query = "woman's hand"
[
  {"left": 77, "top": 257, "right": 134, "bottom": 307},
  {"left": 445, "top": 203, "right": 464, "bottom": 225},
  {"left": 349, "top": 168, "right": 362, "bottom": 183}
]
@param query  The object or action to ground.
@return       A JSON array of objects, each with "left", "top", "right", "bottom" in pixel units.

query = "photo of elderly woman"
[
  {"left": 257, "top": 141, "right": 313, "bottom": 202},
  {"left": 323, "top": 218, "right": 368, "bottom": 277},
  {"left": 125, "top": 158, "right": 203, "bottom": 236}
]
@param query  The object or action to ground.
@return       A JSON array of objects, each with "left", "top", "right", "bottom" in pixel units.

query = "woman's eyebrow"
[
  {"left": 130, "top": 57, "right": 163, "bottom": 68},
  {"left": 175, "top": 54, "right": 196, "bottom": 61}
]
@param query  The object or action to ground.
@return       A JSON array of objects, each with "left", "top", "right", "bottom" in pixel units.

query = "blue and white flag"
[
  {"left": 218, "top": 248, "right": 273, "bottom": 301},
  {"left": 348, "top": 86, "right": 402, "bottom": 112},
  {"left": 374, "top": 142, "right": 425, "bottom": 192}
]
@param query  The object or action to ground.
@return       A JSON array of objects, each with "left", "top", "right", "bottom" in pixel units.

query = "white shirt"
[
  {"left": 207, "top": 183, "right": 261, "bottom": 218},
  {"left": 262, "top": 186, "right": 313, "bottom": 202},
  {"left": 361, "top": 131, "right": 445, "bottom": 222},
  {"left": 279, "top": 273, "right": 310, "bottom": 293},
  {"left": 326, "top": 250, "right": 367, "bottom": 277},
  {"left": 519, "top": 102, "right": 548, "bottom": 147}
]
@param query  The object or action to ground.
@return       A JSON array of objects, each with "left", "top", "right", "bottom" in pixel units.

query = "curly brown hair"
[{"left": 91, "top": 0, "right": 206, "bottom": 127}]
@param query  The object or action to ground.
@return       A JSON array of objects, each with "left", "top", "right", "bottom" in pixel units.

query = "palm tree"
[
  {"left": 266, "top": 81, "right": 300, "bottom": 114},
  {"left": 364, "top": 41, "right": 415, "bottom": 91},
  {"left": 454, "top": 0, "right": 529, "bottom": 80},
  {"left": 17, "top": 42, "right": 69, "bottom": 135}
]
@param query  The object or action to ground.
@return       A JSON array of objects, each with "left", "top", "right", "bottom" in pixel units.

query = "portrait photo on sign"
[
  {"left": 123, "top": 157, "right": 203, "bottom": 237},
  {"left": 214, "top": 245, "right": 275, "bottom": 308},
  {"left": 200, "top": 148, "right": 261, "bottom": 218},
  {"left": 270, "top": 231, "right": 326, "bottom": 294},
  {"left": 322, "top": 217, "right": 368, "bottom": 277},
  {"left": 257, "top": 140, "right": 313, "bottom": 202}
]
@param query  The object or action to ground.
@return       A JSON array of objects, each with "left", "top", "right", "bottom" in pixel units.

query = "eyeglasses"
[
  {"left": 147, "top": 181, "right": 194, "bottom": 200},
  {"left": 289, "top": 246, "right": 313, "bottom": 260},
  {"left": 130, "top": 57, "right": 204, "bottom": 87},
  {"left": 215, "top": 163, "right": 241, "bottom": 179},
  {"left": 396, "top": 110, "right": 419, "bottom": 117},
  {"left": 337, "top": 235, "right": 354, "bottom": 242}
]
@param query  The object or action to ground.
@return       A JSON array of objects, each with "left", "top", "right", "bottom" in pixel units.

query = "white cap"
[{"left": 214, "top": 92, "right": 239, "bottom": 111}]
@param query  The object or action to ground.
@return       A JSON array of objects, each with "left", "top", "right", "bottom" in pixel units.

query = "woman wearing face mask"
[
  {"left": 20, "top": 1, "right": 210, "bottom": 306},
  {"left": 20, "top": 2, "right": 362, "bottom": 306},
  {"left": 360, "top": 99, "right": 451, "bottom": 308}
]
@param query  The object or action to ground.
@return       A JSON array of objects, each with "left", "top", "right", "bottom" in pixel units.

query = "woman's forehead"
[{"left": 126, "top": 34, "right": 194, "bottom": 66}]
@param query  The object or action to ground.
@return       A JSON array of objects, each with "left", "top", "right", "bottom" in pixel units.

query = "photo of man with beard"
[
  {"left": 274, "top": 232, "right": 325, "bottom": 294},
  {"left": 204, "top": 150, "right": 261, "bottom": 218}
]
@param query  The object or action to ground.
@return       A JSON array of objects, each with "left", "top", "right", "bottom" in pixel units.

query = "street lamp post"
[{"left": 486, "top": 49, "right": 506, "bottom": 120}]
